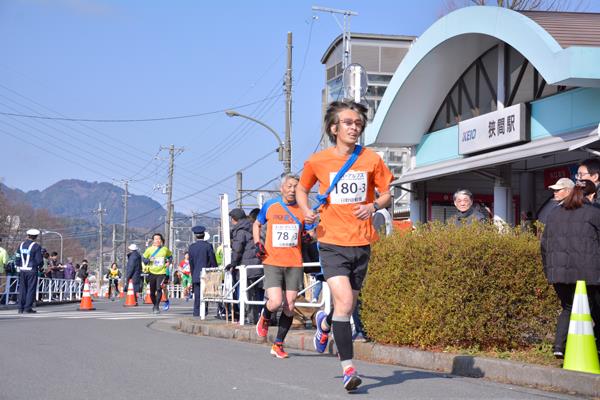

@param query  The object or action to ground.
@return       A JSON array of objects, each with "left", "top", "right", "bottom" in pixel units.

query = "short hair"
[
  {"left": 152, "top": 233, "right": 165, "bottom": 244},
  {"left": 51, "top": 252, "right": 58, "bottom": 257},
  {"left": 248, "top": 208, "right": 260, "bottom": 222},
  {"left": 453, "top": 189, "right": 473, "bottom": 202},
  {"left": 580, "top": 158, "right": 600, "bottom": 177},
  {"left": 323, "top": 101, "right": 368, "bottom": 144},
  {"left": 280, "top": 173, "right": 300, "bottom": 186},
  {"left": 579, "top": 179, "right": 596, "bottom": 197},
  {"left": 82, "top": 259, "right": 88, "bottom": 263}
]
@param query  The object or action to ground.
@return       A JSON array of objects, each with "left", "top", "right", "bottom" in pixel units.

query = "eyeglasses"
[
  {"left": 575, "top": 172, "right": 591, "bottom": 179},
  {"left": 339, "top": 119, "right": 364, "bottom": 129}
]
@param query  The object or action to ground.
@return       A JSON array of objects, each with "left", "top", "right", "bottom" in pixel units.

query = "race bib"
[
  {"left": 272, "top": 224, "right": 299, "bottom": 248},
  {"left": 153, "top": 257, "right": 165, "bottom": 267},
  {"left": 329, "top": 170, "right": 367, "bottom": 204}
]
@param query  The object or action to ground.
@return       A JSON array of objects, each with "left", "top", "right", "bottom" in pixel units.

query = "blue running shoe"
[
  {"left": 343, "top": 367, "right": 362, "bottom": 391},
  {"left": 162, "top": 299, "right": 170, "bottom": 311},
  {"left": 313, "top": 310, "right": 330, "bottom": 353}
]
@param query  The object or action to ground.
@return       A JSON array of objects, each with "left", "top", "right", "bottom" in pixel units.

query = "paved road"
[{"left": 0, "top": 300, "right": 584, "bottom": 400}]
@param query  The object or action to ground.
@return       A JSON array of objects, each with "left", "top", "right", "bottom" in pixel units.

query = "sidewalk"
[{"left": 175, "top": 317, "right": 600, "bottom": 398}]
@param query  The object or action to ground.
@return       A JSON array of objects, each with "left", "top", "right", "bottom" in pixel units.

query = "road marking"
[{"left": 0, "top": 310, "right": 179, "bottom": 320}]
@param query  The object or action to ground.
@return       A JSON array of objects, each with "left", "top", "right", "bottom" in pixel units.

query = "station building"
[{"left": 365, "top": 7, "right": 600, "bottom": 225}]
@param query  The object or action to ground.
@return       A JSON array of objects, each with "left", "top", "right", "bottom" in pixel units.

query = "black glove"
[
  {"left": 255, "top": 242, "right": 266, "bottom": 261},
  {"left": 142, "top": 257, "right": 150, "bottom": 264},
  {"left": 301, "top": 231, "right": 313, "bottom": 245},
  {"left": 224, "top": 263, "right": 235, "bottom": 271}
]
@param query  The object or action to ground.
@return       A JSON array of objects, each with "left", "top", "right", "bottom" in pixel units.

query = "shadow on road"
[{"left": 346, "top": 369, "right": 453, "bottom": 394}]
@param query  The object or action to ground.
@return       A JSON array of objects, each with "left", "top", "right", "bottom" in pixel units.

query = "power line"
[{"left": 0, "top": 95, "right": 281, "bottom": 122}]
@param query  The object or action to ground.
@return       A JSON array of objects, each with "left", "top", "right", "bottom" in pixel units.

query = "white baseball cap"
[
  {"left": 548, "top": 177, "right": 575, "bottom": 190},
  {"left": 128, "top": 243, "right": 138, "bottom": 251}
]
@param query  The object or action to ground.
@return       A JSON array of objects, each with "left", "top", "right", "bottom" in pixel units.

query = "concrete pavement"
[{"left": 176, "top": 315, "right": 600, "bottom": 398}]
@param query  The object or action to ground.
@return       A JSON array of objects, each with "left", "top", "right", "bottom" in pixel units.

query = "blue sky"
[{"left": 1, "top": 0, "right": 597, "bottom": 217}]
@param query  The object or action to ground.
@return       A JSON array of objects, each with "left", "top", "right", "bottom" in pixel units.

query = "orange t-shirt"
[
  {"left": 257, "top": 198, "right": 304, "bottom": 267},
  {"left": 299, "top": 146, "right": 393, "bottom": 246}
]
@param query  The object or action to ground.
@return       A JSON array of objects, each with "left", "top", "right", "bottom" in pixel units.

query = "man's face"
[
  {"left": 331, "top": 109, "right": 364, "bottom": 146},
  {"left": 577, "top": 166, "right": 599, "bottom": 185},
  {"left": 454, "top": 194, "right": 473, "bottom": 213},
  {"left": 553, "top": 187, "right": 572, "bottom": 201},
  {"left": 280, "top": 178, "right": 298, "bottom": 203}
]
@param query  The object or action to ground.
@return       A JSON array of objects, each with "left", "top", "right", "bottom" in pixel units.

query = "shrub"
[{"left": 361, "top": 221, "right": 558, "bottom": 351}]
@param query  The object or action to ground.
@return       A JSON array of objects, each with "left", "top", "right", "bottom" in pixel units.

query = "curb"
[{"left": 176, "top": 318, "right": 600, "bottom": 398}]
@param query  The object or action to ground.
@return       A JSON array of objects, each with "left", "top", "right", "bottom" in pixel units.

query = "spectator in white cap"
[
  {"left": 125, "top": 243, "right": 143, "bottom": 303},
  {"left": 537, "top": 177, "right": 575, "bottom": 225},
  {"left": 15, "top": 229, "right": 43, "bottom": 313}
]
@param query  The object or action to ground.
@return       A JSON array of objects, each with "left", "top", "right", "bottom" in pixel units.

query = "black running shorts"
[{"left": 318, "top": 243, "right": 371, "bottom": 290}]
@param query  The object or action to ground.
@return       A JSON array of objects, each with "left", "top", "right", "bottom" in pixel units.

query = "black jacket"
[
  {"left": 188, "top": 240, "right": 217, "bottom": 283},
  {"left": 452, "top": 206, "right": 487, "bottom": 225},
  {"left": 541, "top": 202, "right": 600, "bottom": 284},
  {"left": 125, "top": 250, "right": 142, "bottom": 281},
  {"left": 230, "top": 218, "right": 262, "bottom": 278}
]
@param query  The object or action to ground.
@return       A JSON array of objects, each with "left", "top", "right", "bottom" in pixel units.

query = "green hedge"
[{"left": 361, "top": 222, "right": 558, "bottom": 350}]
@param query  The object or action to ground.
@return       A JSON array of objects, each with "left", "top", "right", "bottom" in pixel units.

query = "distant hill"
[{"left": 1, "top": 179, "right": 167, "bottom": 229}]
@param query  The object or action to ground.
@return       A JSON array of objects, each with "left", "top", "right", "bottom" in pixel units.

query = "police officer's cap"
[
  {"left": 128, "top": 243, "right": 138, "bottom": 251},
  {"left": 26, "top": 228, "right": 40, "bottom": 236},
  {"left": 192, "top": 225, "right": 206, "bottom": 235}
]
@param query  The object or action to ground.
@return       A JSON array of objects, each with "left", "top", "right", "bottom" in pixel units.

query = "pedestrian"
[
  {"left": 254, "top": 173, "right": 305, "bottom": 359},
  {"left": 225, "top": 208, "right": 262, "bottom": 323},
  {"left": 577, "top": 158, "right": 600, "bottom": 203},
  {"left": 142, "top": 233, "right": 172, "bottom": 314},
  {"left": 15, "top": 229, "right": 44, "bottom": 313},
  {"left": 106, "top": 262, "right": 121, "bottom": 300},
  {"left": 0, "top": 237, "right": 7, "bottom": 277},
  {"left": 76, "top": 259, "right": 88, "bottom": 295},
  {"left": 188, "top": 226, "right": 217, "bottom": 317},
  {"left": 451, "top": 189, "right": 487, "bottom": 225},
  {"left": 541, "top": 180, "right": 600, "bottom": 359},
  {"left": 179, "top": 252, "right": 192, "bottom": 301},
  {"left": 63, "top": 257, "right": 75, "bottom": 280},
  {"left": 296, "top": 100, "right": 393, "bottom": 391},
  {"left": 48, "top": 252, "right": 61, "bottom": 279},
  {"left": 125, "top": 244, "right": 142, "bottom": 303},
  {"left": 537, "top": 177, "right": 575, "bottom": 225}
]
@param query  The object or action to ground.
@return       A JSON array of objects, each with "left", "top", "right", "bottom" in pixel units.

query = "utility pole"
[
  {"left": 312, "top": 6, "right": 358, "bottom": 70},
  {"left": 284, "top": 32, "right": 293, "bottom": 174},
  {"left": 112, "top": 224, "right": 117, "bottom": 264},
  {"left": 121, "top": 180, "right": 129, "bottom": 280},
  {"left": 92, "top": 203, "right": 107, "bottom": 291},
  {"left": 160, "top": 144, "right": 184, "bottom": 250},
  {"left": 236, "top": 171, "right": 243, "bottom": 208}
]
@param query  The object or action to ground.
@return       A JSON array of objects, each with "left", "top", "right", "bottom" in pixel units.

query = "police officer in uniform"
[
  {"left": 15, "top": 229, "right": 44, "bottom": 314},
  {"left": 188, "top": 226, "right": 217, "bottom": 317},
  {"left": 125, "top": 243, "right": 143, "bottom": 303}
]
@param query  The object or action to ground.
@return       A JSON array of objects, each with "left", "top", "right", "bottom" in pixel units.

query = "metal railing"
[
  {"left": 199, "top": 262, "right": 331, "bottom": 325},
  {"left": 1, "top": 275, "right": 83, "bottom": 305}
]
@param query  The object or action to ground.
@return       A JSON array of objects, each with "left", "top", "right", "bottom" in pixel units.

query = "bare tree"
[{"left": 442, "top": 0, "right": 590, "bottom": 14}]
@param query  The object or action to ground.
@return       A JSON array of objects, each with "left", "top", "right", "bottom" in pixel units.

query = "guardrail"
[
  {"left": 199, "top": 262, "right": 331, "bottom": 325},
  {"left": 1, "top": 276, "right": 83, "bottom": 305}
]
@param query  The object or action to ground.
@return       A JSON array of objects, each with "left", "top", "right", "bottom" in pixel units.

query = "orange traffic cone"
[
  {"left": 144, "top": 284, "right": 153, "bottom": 304},
  {"left": 118, "top": 285, "right": 125, "bottom": 299},
  {"left": 78, "top": 279, "right": 96, "bottom": 311},
  {"left": 123, "top": 280, "right": 137, "bottom": 307}
]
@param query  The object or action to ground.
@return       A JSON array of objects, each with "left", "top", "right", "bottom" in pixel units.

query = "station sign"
[{"left": 458, "top": 103, "right": 528, "bottom": 155}]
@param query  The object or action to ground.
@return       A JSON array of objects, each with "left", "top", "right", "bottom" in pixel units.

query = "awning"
[{"left": 394, "top": 124, "right": 600, "bottom": 185}]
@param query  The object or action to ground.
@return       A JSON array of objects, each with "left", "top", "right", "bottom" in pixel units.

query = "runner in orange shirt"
[
  {"left": 297, "top": 100, "right": 393, "bottom": 391},
  {"left": 253, "top": 173, "right": 305, "bottom": 359}
]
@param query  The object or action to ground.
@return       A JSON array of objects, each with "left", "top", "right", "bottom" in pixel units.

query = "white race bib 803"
[
  {"left": 153, "top": 257, "right": 165, "bottom": 267},
  {"left": 272, "top": 224, "right": 299, "bottom": 247},
  {"left": 329, "top": 170, "right": 367, "bottom": 205}
]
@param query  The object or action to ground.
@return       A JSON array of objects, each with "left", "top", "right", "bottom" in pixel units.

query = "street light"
[
  {"left": 225, "top": 110, "right": 290, "bottom": 174},
  {"left": 42, "top": 230, "right": 63, "bottom": 263}
]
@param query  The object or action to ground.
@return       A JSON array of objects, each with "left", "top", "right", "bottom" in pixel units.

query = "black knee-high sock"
[
  {"left": 275, "top": 313, "right": 294, "bottom": 343},
  {"left": 332, "top": 317, "right": 353, "bottom": 362},
  {"left": 262, "top": 306, "right": 272, "bottom": 320}
]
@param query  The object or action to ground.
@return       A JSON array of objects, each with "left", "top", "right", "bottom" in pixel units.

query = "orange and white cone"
[
  {"left": 123, "top": 280, "right": 137, "bottom": 307},
  {"left": 118, "top": 285, "right": 125, "bottom": 298},
  {"left": 144, "top": 284, "right": 153, "bottom": 304},
  {"left": 78, "top": 279, "right": 96, "bottom": 311}
]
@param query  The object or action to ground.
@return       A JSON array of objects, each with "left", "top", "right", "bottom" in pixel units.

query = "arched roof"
[{"left": 367, "top": 6, "right": 600, "bottom": 147}]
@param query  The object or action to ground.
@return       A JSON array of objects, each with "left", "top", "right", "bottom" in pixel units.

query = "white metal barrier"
[
  {"left": 1, "top": 275, "right": 83, "bottom": 305},
  {"left": 199, "top": 262, "right": 331, "bottom": 325}
]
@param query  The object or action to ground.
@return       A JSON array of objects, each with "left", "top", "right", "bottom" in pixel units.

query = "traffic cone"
[
  {"left": 563, "top": 280, "right": 600, "bottom": 374},
  {"left": 123, "top": 280, "right": 137, "bottom": 307},
  {"left": 118, "top": 286, "right": 125, "bottom": 299},
  {"left": 144, "top": 284, "right": 153, "bottom": 304},
  {"left": 78, "top": 279, "right": 96, "bottom": 311}
]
